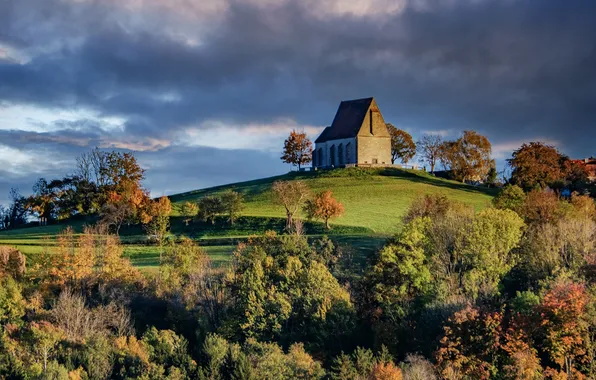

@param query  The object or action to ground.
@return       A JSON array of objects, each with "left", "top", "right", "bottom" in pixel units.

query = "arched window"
[
  {"left": 312, "top": 150, "right": 317, "bottom": 168},
  {"left": 318, "top": 148, "right": 324, "bottom": 167},
  {"left": 338, "top": 144, "right": 344, "bottom": 165},
  {"left": 345, "top": 142, "right": 351, "bottom": 164},
  {"left": 330, "top": 145, "right": 336, "bottom": 167}
]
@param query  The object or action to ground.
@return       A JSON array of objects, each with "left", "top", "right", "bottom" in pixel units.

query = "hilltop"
[{"left": 0, "top": 167, "right": 497, "bottom": 270}]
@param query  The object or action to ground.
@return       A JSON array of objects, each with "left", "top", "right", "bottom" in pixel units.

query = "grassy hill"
[{"left": 0, "top": 167, "right": 497, "bottom": 271}]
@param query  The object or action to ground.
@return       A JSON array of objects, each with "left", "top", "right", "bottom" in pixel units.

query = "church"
[{"left": 313, "top": 97, "right": 392, "bottom": 169}]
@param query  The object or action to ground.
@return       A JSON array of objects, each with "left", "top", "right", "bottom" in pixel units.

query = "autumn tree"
[
  {"left": 0, "top": 246, "right": 26, "bottom": 280},
  {"left": 281, "top": 130, "right": 313, "bottom": 170},
  {"left": 386, "top": 124, "right": 416, "bottom": 165},
  {"left": 220, "top": 191, "right": 244, "bottom": 225},
  {"left": 180, "top": 201, "right": 198, "bottom": 226},
  {"left": 538, "top": 281, "right": 590, "bottom": 377},
  {"left": 99, "top": 152, "right": 150, "bottom": 234},
  {"left": 304, "top": 190, "right": 345, "bottom": 229},
  {"left": 508, "top": 142, "right": 567, "bottom": 191},
  {"left": 440, "top": 131, "right": 492, "bottom": 182},
  {"left": 417, "top": 134, "right": 444, "bottom": 173},
  {"left": 272, "top": 180, "right": 311, "bottom": 231}
]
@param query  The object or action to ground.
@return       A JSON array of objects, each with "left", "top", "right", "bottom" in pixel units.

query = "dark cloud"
[{"left": 1, "top": 0, "right": 595, "bottom": 203}]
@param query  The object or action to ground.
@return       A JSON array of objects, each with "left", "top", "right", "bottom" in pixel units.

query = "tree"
[
  {"left": 272, "top": 180, "right": 311, "bottom": 231},
  {"left": 304, "top": 190, "right": 345, "bottom": 229},
  {"left": 30, "top": 321, "right": 64, "bottom": 373},
  {"left": 281, "top": 130, "right": 313, "bottom": 170},
  {"left": 437, "top": 305, "right": 504, "bottom": 379},
  {"left": 180, "top": 201, "right": 198, "bottom": 226},
  {"left": 230, "top": 233, "right": 353, "bottom": 345},
  {"left": 440, "top": 131, "right": 492, "bottom": 182},
  {"left": 100, "top": 183, "right": 150, "bottom": 234},
  {"left": 198, "top": 196, "right": 225, "bottom": 224},
  {"left": 463, "top": 208, "right": 525, "bottom": 298},
  {"left": 99, "top": 152, "right": 151, "bottom": 234},
  {"left": 417, "top": 134, "right": 444, "bottom": 173},
  {"left": 5, "top": 188, "right": 27, "bottom": 229},
  {"left": 386, "top": 124, "right": 416, "bottom": 165},
  {"left": 145, "top": 196, "right": 172, "bottom": 265},
  {"left": 492, "top": 185, "right": 526, "bottom": 214},
  {"left": 220, "top": 191, "right": 244, "bottom": 225},
  {"left": 0, "top": 246, "right": 26, "bottom": 280},
  {"left": 538, "top": 281, "right": 590, "bottom": 377},
  {"left": 361, "top": 217, "right": 432, "bottom": 330},
  {"left": 26, "top": 178, "right": 56, "bottom": 224},
  {"left": 508, "top": 142, "right": 567, "bottom": 191}
]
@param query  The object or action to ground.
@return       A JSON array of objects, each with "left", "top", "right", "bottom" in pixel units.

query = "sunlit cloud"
[{"left": 179, "top": 120, "right": 325, "bottom": 151}]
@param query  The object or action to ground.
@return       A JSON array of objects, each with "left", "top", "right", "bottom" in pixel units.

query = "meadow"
[{"left": 0, "top": 167, "right": 496, "bottom": 271}]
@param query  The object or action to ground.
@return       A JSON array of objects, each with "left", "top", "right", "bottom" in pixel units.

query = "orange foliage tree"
[
  {"left": 508, "top": 142, "right": 567, "bottom": 191},
  {"left": 386, "top": 123, "right": 416, "bottom": 165},
  {"left": 281, "top": 130, "right": 313, "bottom": 170},
  {"left": 437, "top": 305, "right": 504, "bottom": 380},
  {"left": 539, "top": 282, "right": 590, "bottom": 377},
  {"left": 440, "top": 130, "right": 492, "bottom": 183},
  {"left": 304, "top": 190, "right": 344, "bottom": 229}
]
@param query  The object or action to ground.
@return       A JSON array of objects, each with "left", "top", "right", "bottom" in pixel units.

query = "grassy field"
[{"left": 0, "top": 167, "right": 497, "bottom": 271}]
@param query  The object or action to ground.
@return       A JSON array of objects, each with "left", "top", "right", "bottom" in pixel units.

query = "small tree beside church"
[
  {"left": 304, "top": 190, "right": 344, "bottom": 229},
  {"left": 281, "top": 130, "right": 313, "bottom": 170},
  {"left": 386, "top": 123, "right": 416, "bottom": 165}
]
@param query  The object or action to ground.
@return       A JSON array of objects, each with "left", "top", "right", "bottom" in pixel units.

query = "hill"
[{"left": 0, "top": 167, "right": 497, "bottom": 271}]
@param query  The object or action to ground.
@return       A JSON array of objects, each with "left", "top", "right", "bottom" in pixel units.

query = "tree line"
[
  {"left": 2, "top": 179, "right": 596, "bottom": 378},
  {"left": 280, "top": 128, "right": 595, "bottom": 191}
]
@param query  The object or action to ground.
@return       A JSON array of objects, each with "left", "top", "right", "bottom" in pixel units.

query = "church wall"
[
  {"left": 356, "top": 136, "right": 391, "bottom": 165},
  {"left": 314, "top": 137, "right": 356, "bottom": 168},
  {"left": 358, "top": 100, "right": 390, "bottom": 138}
]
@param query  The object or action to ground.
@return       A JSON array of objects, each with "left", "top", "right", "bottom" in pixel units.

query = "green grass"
[
  {"left": 0, "top": 167, "right": 496, "bottom": 272},
  {"left": 170, "top": 167, "right": 496, "bottom": 234}
]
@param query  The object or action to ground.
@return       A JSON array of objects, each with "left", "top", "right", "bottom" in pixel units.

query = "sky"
[{"left": 1, "top": 0, "right": 595, "bottom": 204}]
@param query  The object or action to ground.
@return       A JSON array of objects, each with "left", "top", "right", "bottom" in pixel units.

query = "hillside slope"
[
  {"left": 170, "top": 167, "right": 496, "bottom": 235},
  {"left": 0, "top": 167, "right": 496, "bottom": 270}
]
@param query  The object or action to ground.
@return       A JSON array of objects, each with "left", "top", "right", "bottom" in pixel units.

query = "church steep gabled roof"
[{"left": 315, "top": 97, "right": 374, "bottom": 143}]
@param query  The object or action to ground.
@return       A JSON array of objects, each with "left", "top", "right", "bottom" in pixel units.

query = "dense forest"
[{"left": 1, "top": 141, "right": 596, "bottom": 379}]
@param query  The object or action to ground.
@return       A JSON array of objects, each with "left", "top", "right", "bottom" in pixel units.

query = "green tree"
[
  {"left": 180, "top": 201, "right": 198, "bottom": 226},
  {"left": 198, "top": 195, "right": 225, "bottom": 224},
  {"left": 145, "top": 196, "right": 172, "bottom": 265},
  {"left": 0, "top": 276, "right": 25, "bottom": 325},
  {"left": 221, "top": 191, "right": 244, "bottom": 225},
  {"left": 230, "top": 233, "right": 353, "bottom": 346},
  {"left": 463, "top": 208, "right": 525, "bottom": 298},
  {"left": 492, "top": 184, "right": 526, "bottom": 214},
  {"left": 364, "top": 217, "right": 432, "bottom": 314}
]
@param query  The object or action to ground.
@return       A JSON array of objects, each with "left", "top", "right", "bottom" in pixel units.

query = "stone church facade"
[{"left": 313, "top": 97, "right": 391, "bottom": 169}]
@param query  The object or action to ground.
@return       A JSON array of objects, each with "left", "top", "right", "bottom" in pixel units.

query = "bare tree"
[
  {"left": 417, "top": 134, "right": 444, "bottom": 173},
  {"left": 76, "top": 147, "right": 108, "bottom": 186},
  {"left": 272, "top": 180, "right": 311, "bottom": 231}
]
